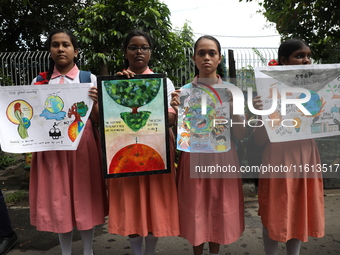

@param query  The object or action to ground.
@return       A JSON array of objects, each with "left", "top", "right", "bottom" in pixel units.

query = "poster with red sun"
[
  {"left": 0, "top": 83, "right": 93, "bottom": 153},
  {"left": 97, "top": 74, "right": 171, "bottom": 178}
]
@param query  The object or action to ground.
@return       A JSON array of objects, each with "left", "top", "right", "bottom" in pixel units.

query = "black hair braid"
[
  {"left": 194, "top": 66, "right": 199, "bottom": 76},
  {"left": 124, "top": 58, "right": 129, "bottom": 69},
  {"left": 46, "top": 58, "right": 55, "bottom": 81},
  {"left": 217, "top": 64, "right": 224, "bottom": 78}
]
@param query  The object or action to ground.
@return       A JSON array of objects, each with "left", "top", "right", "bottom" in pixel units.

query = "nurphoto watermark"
[{"left": 201, "top": 84, "right": 312, "bottom": 128}]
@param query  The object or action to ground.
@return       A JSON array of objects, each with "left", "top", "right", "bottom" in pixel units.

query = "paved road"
[
  {"left": 2, "top": 190, "right": 338, "bottom": 255},
  {"left": 1, "top": 165, "right": 340, "bottom": 254}
]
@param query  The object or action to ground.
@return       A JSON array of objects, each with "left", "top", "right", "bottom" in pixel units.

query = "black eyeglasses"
[{"left": 127, "top": 46, "right": 151, "bottom": 54}]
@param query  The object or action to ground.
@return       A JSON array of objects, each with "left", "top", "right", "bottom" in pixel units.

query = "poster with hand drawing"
[
  {"left": 0, "top": 84, "right": 93, "bottom": 153},
  {"left": 177, "top": 82, "right": 231, "bottom": 153},
  {"left": 97, "top": 74, "right": 170, "bottom": 178},
  {"left": 255, "top": 64, "right": 340, "bottom": 142}
]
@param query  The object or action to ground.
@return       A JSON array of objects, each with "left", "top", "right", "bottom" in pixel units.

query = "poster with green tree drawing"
[{"left": 98, "top": 74, "right": 171, "bottom": 178}]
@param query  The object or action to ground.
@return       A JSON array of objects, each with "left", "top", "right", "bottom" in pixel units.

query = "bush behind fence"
[{"left": 0, "top": 47, "right": 278, "bottom": 87}]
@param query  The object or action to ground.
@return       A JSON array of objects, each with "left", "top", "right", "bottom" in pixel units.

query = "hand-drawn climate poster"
[
  {"left": 177, "top": 82, "right": 231, "bottom": 153},
  {"left": 98, "top": 74, "right": 170, "bottom": 178},
  {"left": 0, "top": 84, "right": 93, "bottom": 153},
  {"left": 255, "top": 64, "right": 340, "bottom": 142}
]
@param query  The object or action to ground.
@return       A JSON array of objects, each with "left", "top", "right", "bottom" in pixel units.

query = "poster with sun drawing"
[
  {"left": 254, "top": 64, "right": 340, "bottom": 142},
  {"left": 177, "top": 82, "right": 231, "bottom": 153},
  {"left": 98, "top": 74, "right": 170, "bottom": 178},
  {"left": 0, "top": 83, "right": 93, "bottom": 153}
]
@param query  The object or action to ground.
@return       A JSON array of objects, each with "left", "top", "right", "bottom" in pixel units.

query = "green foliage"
[
  {"left": 240, "top": 0, "right": 340, "bottom": 62},
  {"left": 170, "top": 20, "right": 195, "bottom": 84},
  {"left": 0, "top": 0, "right": 195, "bottom": 81},
  {"left": 105, "top": 79, "right": 161, "bottom": 108},
  {"left": 173, "top": 20, "right": 195, "bottom": 48},
  {"left": 319, "top": 41, "right": 340, "bottom": 64},
  {"left": 120, "top": 111, "right": 151, "bottom": 132},
  {"left": 0, "top": 0, "right": 92, "bottom": 51},
  {"left": 4, "top": 190, "right": 28, "bottom": 204},
  {"left": 0, "top": 70, "right": 14, "bottom": 86},
  {"left": 252, "top": 48, "right": 267, "bottom": 65},
  {"left": 75, "top": 0, "right": 195, "bottom": 77},
  {"left": 237, "top": 65, "right": 255, "bottom": 89},
  {"left": 0, "top": 151, "right": 16, "bottom": 170}
]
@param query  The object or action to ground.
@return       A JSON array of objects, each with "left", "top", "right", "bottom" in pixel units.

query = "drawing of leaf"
[
  {"left": 104, "top": 78, "right": 161, "bottom": 108},
  {"left": 326, "top": 89, "right": 330, "bottom": 92},
  {"left": 334, "top": 85, "right": 337, "bottom": 88},
  {"left": 120, "top": 111, "right": 151, "bottom": 132}
]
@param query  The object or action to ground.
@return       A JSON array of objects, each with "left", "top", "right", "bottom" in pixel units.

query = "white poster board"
[
  {"left": 255, "top": 64, "right": 340, "bottom": 142},
  {"left": 177, "top": 82, "right": 231, "bottom": 153},
  {"left": 0, "top": 84, "right": 93, "bottom": 153}
]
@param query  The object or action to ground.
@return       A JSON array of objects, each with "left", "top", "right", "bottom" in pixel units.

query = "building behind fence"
[{"left": 0, "top": 47, "right": 278, "bottom": 88}]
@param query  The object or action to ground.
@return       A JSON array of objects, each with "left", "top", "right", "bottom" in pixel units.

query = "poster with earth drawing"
[
  {"left": 254, "top": 64, "right": 340, "bottom": 142},
  {"left": 0, "top": 83, "right": 93, "bottom": 153},
  {"left": 176, "top": 82, "right": 231, "bottom": 153}
]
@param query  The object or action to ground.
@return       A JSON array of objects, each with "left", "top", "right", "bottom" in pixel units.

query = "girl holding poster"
[
  {"left": 107, "top": 30, "right": 180, "bottom": 255},
  {"left": 253, "top": 39, "right": 324, "bottom": 255},
  {"left": 30, "top": 29, "right": 107, "bottom": 255},
  {"left": 170, "top": 35, "right": 245, "bottom": 255}
]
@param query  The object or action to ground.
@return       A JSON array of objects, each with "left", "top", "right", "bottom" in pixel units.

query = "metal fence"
[
  {"left": 224, "top": 47, "right": 278, "bottom": 69},
  {"left": 0, "top": 47, "right": 278, "bottom": 87},
  {"left": 223, "top": 47, "right": 278, "bottom": 90},
  {"left": 0, "top": 51, "right": 87, "bottom": 85},
  {"left": 168, "top": 47, "right": 278, "bottom": 88}
]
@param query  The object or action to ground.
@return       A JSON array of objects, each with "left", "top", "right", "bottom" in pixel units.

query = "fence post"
[{"left": 228, "top": 49, "right": 237, "bottom": 86}]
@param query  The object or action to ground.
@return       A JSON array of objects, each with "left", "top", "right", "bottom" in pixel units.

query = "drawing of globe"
[
  {"left": 299, "top": 90, "right": 322, "bottom": 116},
  {"left": 22, "top": 117, "right": 31, "bottom": 129},
  {"left": 45, "top": 96, "right": 64, "bottom": 113}
]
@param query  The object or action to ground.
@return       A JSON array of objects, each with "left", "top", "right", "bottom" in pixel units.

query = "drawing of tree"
[{"left": 104, "top": 78, "right": 161, "bottom": 131}]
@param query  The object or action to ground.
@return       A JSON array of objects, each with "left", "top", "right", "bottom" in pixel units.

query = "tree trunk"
[{"left": 100, "top": 62, "right": 109, "bottom": 75}]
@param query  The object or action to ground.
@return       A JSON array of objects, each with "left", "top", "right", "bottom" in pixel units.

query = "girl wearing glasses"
[{"left": 107, "top": 30, "right": 180, "bottom": 255}]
